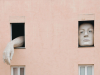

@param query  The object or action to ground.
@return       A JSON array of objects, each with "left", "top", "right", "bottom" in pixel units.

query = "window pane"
[
  {"left": 80, "top": 66, "right": 85, "bottom": 75},
  {"left": 13, "top": 68, "right": 18, "bottom": 75},
  {"left": 20, "top": 68, "right": 24, "bottom": 75},
  {"left": 87, "top": 66, "right": 92, "bottom": 75}
]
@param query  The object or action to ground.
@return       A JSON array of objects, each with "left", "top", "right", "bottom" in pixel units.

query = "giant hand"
[{"left": 3, "top": 36, "right": 24, "bottom": 65}]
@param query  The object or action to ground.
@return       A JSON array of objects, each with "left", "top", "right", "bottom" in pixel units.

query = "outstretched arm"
[{"left": 3, "top": 36, "right": 24, "bottom": 65}]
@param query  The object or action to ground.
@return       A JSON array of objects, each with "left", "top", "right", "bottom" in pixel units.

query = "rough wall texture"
[{"left": 0, "top": 0, "right": 100, "bottom": 75}]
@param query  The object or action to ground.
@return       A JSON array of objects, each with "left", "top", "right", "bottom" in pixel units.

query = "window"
[
  {"left": 11, "top": 23, "right": 25, "bottom": 48},
  {"left": 78, "top": 20, "right": 94, "bottom": 47},
  {"left": 11, "top": 66, "right": 25, "bottom": 75},
  {"left": 78, "top": 14, "right": 94, "bottom": 48},
  {"left": 79, "top": 65, "right": 94, "bottom": 75}
]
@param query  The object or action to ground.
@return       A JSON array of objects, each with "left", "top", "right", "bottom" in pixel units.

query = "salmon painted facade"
[{"left": 0, "top": 0, "right": 99, "bottom": 75}]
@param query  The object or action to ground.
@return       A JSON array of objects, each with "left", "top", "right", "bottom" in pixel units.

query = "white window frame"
[
  {"left": 79, "top": 65, "right": 94, "bottom": 75},
  {"left": 11, "top": 66, "right": 25, "bottom": 75}
]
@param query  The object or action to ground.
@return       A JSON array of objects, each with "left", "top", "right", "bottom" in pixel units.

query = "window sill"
[{"left": 14, "top": 47, "right": 25, "bottom": 49}]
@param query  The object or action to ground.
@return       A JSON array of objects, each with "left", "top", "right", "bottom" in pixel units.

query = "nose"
[{"left": 84, "top": 31, "right": 88, "bottom": 37}]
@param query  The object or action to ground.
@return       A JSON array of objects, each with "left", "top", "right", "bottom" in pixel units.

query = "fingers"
[
  {"left": 4, "top": 56, "right": 9, "bottom": 65},
  {"left": 4, "top": 51, "right": 14, "bottom": 65},
  {"left": 5, "top": 59, "right": 8, "bottom": 65},
  {"left": 3, "top": 51, "right": 6, "bottom": 63},
  {"left": 11, "top": 47, "right": 14, "bottom": 60},
  {"left": 3, "top": 59, "right": 5, "bottom": 63},
  {"left": 6, "top": 52, "right": 10, "bottom": 65},
  {"left": 7, "top": 56, "right": 10, "bottom": 65},
  {"left": 5, "top": 52, "right": 10, "bottom": 65},
  {"left": 3, "top": 51, "right": 11, "bottom": 65},
  {"left": 3, "top": 55, "right": 5, "bottom": 63},
  {"left": 3, "top": 42, "right": 15, "bottom": 65},
  {"left": 10, "top": 51, "right": 14, "bottom": 60}
]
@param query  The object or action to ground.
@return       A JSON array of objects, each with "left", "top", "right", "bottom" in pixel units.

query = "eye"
[
  {"left": 80, "top": 31, "right": 83, "bottom": 33},
  {"left": 89, "top": 31, "right": 92, "bottom": 32}
]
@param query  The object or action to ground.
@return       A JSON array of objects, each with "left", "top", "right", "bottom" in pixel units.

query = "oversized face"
[{"left": 78, "top": 23, "right": 94, "bottom": 47}]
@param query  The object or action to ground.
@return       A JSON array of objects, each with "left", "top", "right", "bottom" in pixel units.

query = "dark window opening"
[
  {"left": 11, "top": 23, "right": 25, "bottom": 48},
  {"left": 78, "top": 20, "right": 94, "bottom": 47}
]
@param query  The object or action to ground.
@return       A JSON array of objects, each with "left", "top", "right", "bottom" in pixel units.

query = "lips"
[{"left": 83, "top": 39, "right": 90, "bottom": 42}]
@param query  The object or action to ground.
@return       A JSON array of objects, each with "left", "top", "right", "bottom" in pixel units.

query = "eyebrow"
[
  {"left": 88, "top": 28, "right": 93, "bottom": 30},
  {"left": 79, "top": 29, "right": 84, "bottom": 31}
]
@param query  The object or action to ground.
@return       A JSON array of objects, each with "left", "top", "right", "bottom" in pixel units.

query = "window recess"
[
  {"left": 79, "top": 65, "right": 94, "bottom": 75},
  {"left": 11, "top": 23, "right": 25, "bottom": 49},
  {"left": 11, "top": 66, "right": 25, "bottom": 75}
]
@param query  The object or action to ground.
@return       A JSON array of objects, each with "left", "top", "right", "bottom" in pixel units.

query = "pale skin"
[
  {"left": 78, "top": 23, "right": 94, "bottom": 46},
  {"left": 3, "top": 36, "right": 24, "bottom": 65}
]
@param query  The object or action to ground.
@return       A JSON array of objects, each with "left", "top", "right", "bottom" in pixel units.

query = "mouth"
[{"left": 83, "top": 39, "right": 90, "bottom": 42}]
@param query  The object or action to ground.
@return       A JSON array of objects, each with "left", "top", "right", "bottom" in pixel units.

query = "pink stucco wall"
[{"left": 0, "top": 0, "right": 100, "bottom": 75}]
